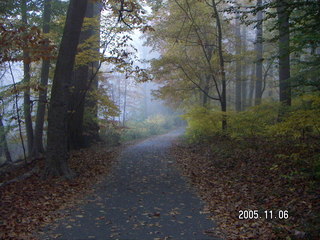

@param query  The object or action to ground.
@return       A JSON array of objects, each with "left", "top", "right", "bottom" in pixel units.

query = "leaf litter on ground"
[
  {"left": 0, "top": 143, "right": 120, "bottom": 240},
  {"left": 171, "top": 136, "right": 320, "bottom": 239}
]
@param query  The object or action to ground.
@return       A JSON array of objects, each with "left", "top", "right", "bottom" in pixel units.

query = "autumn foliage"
[
  {"left": 174, "top": 94, "right": 320, "bottom": 239},
  {"left": 0, "top": 20, "right": 56, "bottom": 63}
]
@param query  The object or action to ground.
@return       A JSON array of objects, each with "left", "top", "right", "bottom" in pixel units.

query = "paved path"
[{"left": 41, "top": 129, "right": 219, "bottom": 240}]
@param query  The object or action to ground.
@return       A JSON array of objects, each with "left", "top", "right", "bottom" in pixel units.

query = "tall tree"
[
  {"left": 277, "top": 0, "right": 291, "bottom": 107},
  {"left": 68, "top": 1, "right": 104, "bottom": 149},
  {"left": 21, "top": 0, "right": 34, "bottom": 155},
  {"left": 248, "top": 63, "right": 255, "bottom": 107},
  {"left": 83, "top": 2, "right": 101, "bottom": 146},
  {"left": 254, "top": 0, "right": 263, "bottom": 105},
  {"left": 202, "top": 74, "right": 211, "bottom": 106},
  {"left": 148, "top": 0, "right": 228, "bottom": 129},
  {"left": 45, "top": 0, "right": 88, "bottom": 178},
  {"left": 0, "top": 113, "right": 12, "bottom": 164},
  {"left": 212, "top": 0, "right": 227, "bottom": 130},
  {"left": 235, "top": 12, "right": 242, "bottom": 112},
  {"left": 122, "top": 76, "right": 128, "bottom": 126},
  {"left": 68, "top": 1, "right": 96, "bottom": 150},
  {"left": 32, "top": 0, "right": 52, "bottom": 158},
  {"left": 241, "top": 26, "right": 248, "bottom": 110}
]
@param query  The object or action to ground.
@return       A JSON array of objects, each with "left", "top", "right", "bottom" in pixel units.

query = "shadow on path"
[{"left": 40, "top": 129, "right": 219, "bottom": 240}]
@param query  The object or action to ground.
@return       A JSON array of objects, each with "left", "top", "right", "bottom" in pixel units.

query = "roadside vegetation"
[{"left": 172, "top": 95, "right": 320, "bottom": 239}]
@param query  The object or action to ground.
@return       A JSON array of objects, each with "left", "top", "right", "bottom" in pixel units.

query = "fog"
[
  {"left": 0, "top": 21, "right": 180, "bottom": 164},
  {"left": 100, "top": 28, "right": 178, "bottom": 126}
]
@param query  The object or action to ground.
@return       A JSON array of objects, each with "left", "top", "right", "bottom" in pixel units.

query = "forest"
[{"left": 0, "top": 0, "right": 319, "bottom": 239}]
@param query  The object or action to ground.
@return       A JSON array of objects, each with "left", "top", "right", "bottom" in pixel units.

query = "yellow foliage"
[
  {"left": 183, "top": 95, "right": 320, "bottom": 142},
  {"left": 183, "top": 107, "right": 225, "bottom": 142},
  {"left": 75, "top": 35, "right": 100, "bottom": 67},
  {"left": 74, "top": 16, "right": 100, "bottom": 67},
  {"left": 228, "top": 102, "right": 279, "bottom": 138},
  {"left": 269, "top": 94, "right": 320, "bottom": 139}
]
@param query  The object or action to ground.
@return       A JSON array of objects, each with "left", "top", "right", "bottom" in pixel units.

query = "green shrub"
[
  {"left": 183, "top": 95, "right": 320, "bottom": 143},
  {"left": 269, "top": 109, "right": 320, "bottom": 139},
  {"left": 269, "top": 95, "right": 320, "bottom": 140},
  {"left": 182, "top": 106, "right": 224, "bottom": 143},
  {"left": 183, "top": 103, "right": 279, "bottom": 143},
  {"left": 228, "top": 102, "right": 279, "bottom": 139}
]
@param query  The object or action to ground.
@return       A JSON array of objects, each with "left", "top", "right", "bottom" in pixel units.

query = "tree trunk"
[
  {"left": 143, "top": 83, "right": 148, "bottom": 120},
  {"left": 122, "top": 77, "right": 127, "bottom": 127},
  {"left": 21, "top": 0, "right": 33, "bottom": 155},
  {"left": 68, "top": 2, "right": 94, "bottom": 150},
  {"left": 45, "top": 0, "right": 88, "bottom": 178},
  {"left": 235, "top": 14, "right": 242, "bottom": 112},
  {"left": 83, "top": 61, "right": 100, "bottom": 145},
  {"left": 212, "top": 0, "right": 227, "bottom": 130},
  {"left": 83, "top": 2, "right": 101, "bottom": 146},
  {"left": 248, "top": 63, "right": 256, "bottom": 107},
  {"left": 255, "top": 0, "right": 263, "bottom": 105},
  {"left": 111, "top": 83, "right": 116, "bottom": 121},
  {"left": 241, "top": 26, "right": 248, "bottom": 110},
  {"left": 268, "top": 64, "right": 275, "bottom": 99},
  {"left": 68, "top": 69, "right": 88, "bottom": 150},
  {"left": 0, "top": 114, "right": 12, "bottom": 163},
  {"left": 118, "top": 75, "right": 121, "bottom": 123},
  {"left": 202, "top": 41, "right": 214, "bottom": 108},
  {"left": 202, "top": 74, "right": 211, "bottom": 107},
  {"left": 277, "top": 0, "right": 291, "bottom": 107},
  {"left": 32, "top": 0, "right": 52, "bottom": 158}
]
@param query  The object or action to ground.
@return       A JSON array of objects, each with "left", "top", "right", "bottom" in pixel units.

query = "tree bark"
[
  {"left": 32, "top": 0, "right": 52, "bottom": 158},
  {"left": 118, "top": 75, "right": 121, "bottom": 123},
  {"left": 235, "top": 14, "right": 242, "bottom": 112},
  {"left": 143, "top": 83, "right": 148, "bottom": 120},
  {"left": 0, "top": 114, "right": 12, "bottom": 163},
  {"left": 45, "top": 0, "right": 88, "bottom": 178},
  {"left": 202, "top": 41, "right": 214, "bottom": 107},
  {"left": 122, "top": 76, "right": 127, "bottom": 127},
  {"left": 255, "top": 0, "right": 263, "bottom": 105},
  {"left": 68, "top": 2, "right": 94, "bottom": 150},
  {"left": 248, "top": 63, "right": 256, "bottom": 107},
  {"left": 21, "top": 0, "right": 34, "bottom": 155},
  {"left": 68, "top": 1, "right": 102, "bottom": 149},
  {"left": 83, "top": 62, "right": 100, "bottom": 145},
  {"left": 202, "top": 75, "right": 211, "bottom": 106},
  {"left": 83, "top": 2, "right": 101, "bottom": 145},
  {"left": 277, "top": 0, "right": 291, "bottom": 107},
  {"left": 241, "top": 26, "right": 248, "bottom": 110}
]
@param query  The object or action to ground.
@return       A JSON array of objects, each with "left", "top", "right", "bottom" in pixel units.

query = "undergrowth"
[
  {"left": 176, "top": 94, "right": 320, "bottom": 239},
  {"left": 183, "top": 94, "right": 320, "bottom": 180}
]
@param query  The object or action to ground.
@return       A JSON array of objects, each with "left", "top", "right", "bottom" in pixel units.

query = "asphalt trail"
[{"left": 40, "top": 129, "right": 219, "bottom": 240}]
